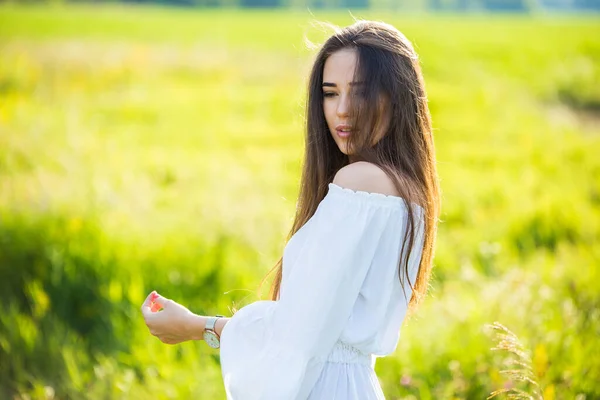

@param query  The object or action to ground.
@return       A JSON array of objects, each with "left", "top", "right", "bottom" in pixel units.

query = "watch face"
[{"left": 203, "top": 331, "right": 220, "bottom": 349}]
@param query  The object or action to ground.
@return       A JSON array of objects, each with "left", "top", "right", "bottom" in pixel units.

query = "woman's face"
[{"left": 322, "top": 47, "right": 389, "bottom": 159}]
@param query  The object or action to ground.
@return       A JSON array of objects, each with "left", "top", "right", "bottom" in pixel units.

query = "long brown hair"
[{"left": 259, "top": 20, "right": 441, "bottom": 316}]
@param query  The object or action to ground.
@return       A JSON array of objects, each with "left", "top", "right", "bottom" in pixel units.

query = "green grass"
[{"left": 1, "top": 4, "right": 599, "bottom": 399}]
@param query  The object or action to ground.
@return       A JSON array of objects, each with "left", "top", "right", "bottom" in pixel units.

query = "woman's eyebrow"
[{"left": 321, "top": 81, "right": 364, "bottom": 87}]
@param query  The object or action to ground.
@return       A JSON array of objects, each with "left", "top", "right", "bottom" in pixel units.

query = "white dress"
[{"left": 219, "top": 182, "right": 426, "bottom": 400}]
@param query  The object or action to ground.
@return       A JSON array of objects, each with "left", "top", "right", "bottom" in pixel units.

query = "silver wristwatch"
[{"left": 203, "top": 315, "right": 225, "bottom": 349}]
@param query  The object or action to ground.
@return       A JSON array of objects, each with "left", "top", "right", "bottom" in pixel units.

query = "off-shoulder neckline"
[{"left": 328, "top": 182, "right": 425, "bottom": 211}]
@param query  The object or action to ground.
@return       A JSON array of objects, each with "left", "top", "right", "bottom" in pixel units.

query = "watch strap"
[{"left": 205, "top": 314, "right": 225, "bottom": 333}]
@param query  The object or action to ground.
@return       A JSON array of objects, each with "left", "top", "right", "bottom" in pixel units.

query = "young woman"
[{"left": 141, "top": 19, "right": 440, "bottom": 399}]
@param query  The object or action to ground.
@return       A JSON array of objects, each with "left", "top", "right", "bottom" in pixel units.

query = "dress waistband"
[{"left": 324, "top": 340, "right": 375, "bottom": 368}]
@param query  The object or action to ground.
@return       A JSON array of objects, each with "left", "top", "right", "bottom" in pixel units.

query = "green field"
[{"left": 0, "top": 4, "right": 599, "bottom": 399}]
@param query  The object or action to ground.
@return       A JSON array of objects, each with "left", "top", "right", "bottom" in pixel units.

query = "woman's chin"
[{"left": 339, "top": 142, "right": 352, "bottom": 155}]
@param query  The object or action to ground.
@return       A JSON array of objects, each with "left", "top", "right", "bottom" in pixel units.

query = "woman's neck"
[{"left": 348, "top": 154, "right": 367, "bottom": 164}]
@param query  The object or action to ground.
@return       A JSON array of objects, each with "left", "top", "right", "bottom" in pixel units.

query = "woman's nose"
[{"left": 337, "top": 93, "right": 350, "bottom": 117}]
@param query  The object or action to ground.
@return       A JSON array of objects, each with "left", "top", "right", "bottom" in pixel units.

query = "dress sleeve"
[{"left": 219, "top": 183, "right": 413, "bottom": 400}]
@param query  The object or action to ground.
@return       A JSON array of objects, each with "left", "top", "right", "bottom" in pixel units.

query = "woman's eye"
[{"left": 323, "top": 92, "right": 336, "bottom": 98}]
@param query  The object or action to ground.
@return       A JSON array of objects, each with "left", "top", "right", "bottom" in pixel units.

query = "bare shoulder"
[{"left": 332, "top": 161, "right": 401, "bottom": 197}]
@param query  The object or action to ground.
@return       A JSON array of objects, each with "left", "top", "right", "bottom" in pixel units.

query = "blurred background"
[{"left": 0, "top": 0, "right": 599, "bottom": 399}]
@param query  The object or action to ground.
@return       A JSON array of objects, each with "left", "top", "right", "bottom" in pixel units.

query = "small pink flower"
[
  {"left": 400, "top": 374, "right": 412, "bottom": 386},
  {"left": 150, "top": 291, "right": 162, "bottom": 312}
]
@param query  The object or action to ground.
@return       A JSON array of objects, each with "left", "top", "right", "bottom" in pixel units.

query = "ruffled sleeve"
[{"left": 219, "top": 183, "right": 420, "bottom": 400}]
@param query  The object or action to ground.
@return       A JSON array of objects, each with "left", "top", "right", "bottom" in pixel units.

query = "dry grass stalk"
[{"left": 485, "top": 321, "right": 544, "bottom": 400}]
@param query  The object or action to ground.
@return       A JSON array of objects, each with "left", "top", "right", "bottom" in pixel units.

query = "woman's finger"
[
  {"left": 151, "top": 301, "right": 162, "bottom": 312},
  {"left": 153, "top": 294, "right": 172, "bottom": 309},
  {"left": 141, "top": 291, "right": 158, "bottom": 319}
]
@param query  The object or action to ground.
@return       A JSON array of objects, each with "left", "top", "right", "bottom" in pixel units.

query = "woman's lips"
[{"left": 336, "top": 124, "right": 352, "bottom": 138}]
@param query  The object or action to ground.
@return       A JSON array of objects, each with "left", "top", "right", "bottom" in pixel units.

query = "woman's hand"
[{"left": 141, "top": 291, "right": 202, "bottom": 345}]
